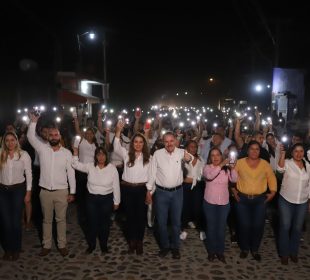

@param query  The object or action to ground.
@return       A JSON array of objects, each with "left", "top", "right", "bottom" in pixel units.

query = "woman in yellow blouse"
[{"left": 232, "top": 140, "right": 277, "bottom": 261}]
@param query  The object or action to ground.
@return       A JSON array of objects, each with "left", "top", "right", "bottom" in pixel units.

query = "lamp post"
[{"left": 77, "top": 30, "right": 109, "bottom": 105}]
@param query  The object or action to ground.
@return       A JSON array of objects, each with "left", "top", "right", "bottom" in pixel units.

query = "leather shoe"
[
  {"left": 280, "top": 256, "right": 289, "bottom": 265},
  {"left": 240, "top": 251, "right": 248, "bottom": 259},
  {"left": 39, "top": 248, "right": 51, "bottom": 257},
  {"left": 84, "top": 247, "right": 95, "bottom": 255},
  {"left": 171, "top": 249, "right": 181, "bottom": 259},
  {"left": 158, "top": 248, "right": 170, "bottom": 258},
  {"left": 58, "top": 247, "right": 69, "bottom": 257},
  {"left": 251, "top": 252, "right": 261, "bottom": 261},
  {"left": 208, "top": 253, "right": 216, "bottom": 262},
  {"left": 216, "top": 254, "right": 226, "bottom": 264},
  {"left": 11, "top": 252, "right": 20, "bottom": 261},
  {"left": 101, "top": 246, "right": 109, "bottom": 255},
  {"left": 290, "top": 255, "right": 298, "bottom": 263}
]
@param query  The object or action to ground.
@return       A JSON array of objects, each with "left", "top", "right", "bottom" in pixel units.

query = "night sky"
[{"left": 1, "top": 1, "right": 310, "bottom": 110}]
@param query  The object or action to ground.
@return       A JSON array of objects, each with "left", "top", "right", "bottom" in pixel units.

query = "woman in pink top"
[{"left": 203, "top": 147, "right": 237, "bottom": 263}]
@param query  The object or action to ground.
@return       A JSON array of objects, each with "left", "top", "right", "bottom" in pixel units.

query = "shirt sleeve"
[
  {"left": 266, "top": 163, "right": 277, "bottom": 192},
  {"left": 112, "top": 166, "right": 120, "bottom": 205},
  {"left": 27, "top": 122, "right": 44, "bottom": 152},
  {"left": 66, "top": 152, "right": 76, "bottom": 194},
  {"left": 113, "top": 137, "right": 127, "bottom": 161},
  {"left": 23, "top": 151, "right": 33, "bottom": 191},
  {"left": 229, "top": 169, "right": 238, "bottom": 183},
  {"left": 72, "top": 156, "right": 90, "bottom": 173}
]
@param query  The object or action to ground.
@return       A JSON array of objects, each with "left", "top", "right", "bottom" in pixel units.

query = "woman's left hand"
[
  {"left": 24, "top": 191, "right": 31, "bottom": 204},
  {"left": 265, "top": 192, "right": 276, "bottom": 203}
]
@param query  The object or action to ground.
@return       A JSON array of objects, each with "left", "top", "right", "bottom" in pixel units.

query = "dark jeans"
[
  {"left": 0, "top": 184, "right": 26, "bottom": 252},
  {"left": 203, "top": 200, "right": 230, "bottom": 254},
  {"left": 86, "top": 193, "right": 113, "bottom": 250},
  {"left": 182, "top": 181, "right": 205, "bottom": 230},
  {"left": 122, "top": 185, "right": 147, "bottom": 241},
  {"left": 235, "top": 194, "right": 266, "bottom": 252},
  {"left": 278, "top": 195, "right": 308, "bottom": 257},
  {"left": 227, "top": 196, "right": 237, "bottom": 240},
  {"left": 155, "top": 185, "right": 183, "bottom": 249},
  {"left": 75, "top": 171, "right": 88, "bottom": 232}
]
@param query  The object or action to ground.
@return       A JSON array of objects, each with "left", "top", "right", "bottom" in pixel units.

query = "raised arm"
[
  {"left": 27, "top": 113, "right": 44, "bottom": 152},
  {"left": 234, "top": 117, "right": 244, "bottom": 149},
  {"left": 73, "top": 116, "right": 82, "bottom": 136},
  {"left": 113, "top": 120, "right": 127, "bottom": 160}
]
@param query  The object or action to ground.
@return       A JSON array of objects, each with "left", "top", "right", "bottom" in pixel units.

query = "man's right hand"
[{"left": 29, "top": 112, "right": 40, "bottom": 123}]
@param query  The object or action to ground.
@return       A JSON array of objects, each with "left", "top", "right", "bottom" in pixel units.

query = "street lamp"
[{"left": 77, "top": 30, "right": 109, "bottom": 105}]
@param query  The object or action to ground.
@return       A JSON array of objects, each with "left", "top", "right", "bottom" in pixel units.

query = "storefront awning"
[{"left": 58, "top": 90, "right": 100, "bottom": 105}]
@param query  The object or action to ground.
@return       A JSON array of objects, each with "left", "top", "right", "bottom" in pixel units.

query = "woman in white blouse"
[
  {"left": 73, "top": 116, "right": 98, "bottom": 231},
  {"left": 277, "top": 143, "right": 310, "bottom": 265},
  {"left": 180, "top": 140, "right": 205, "bottom": 241},
  {"left": 0, "top": 132, "right": 32, "bottom": 261},
  {"left": 72, "top": 146, "right": 120, "bottom": 254},
  {"left": 114, "top": 120, "right": 151, "bottom": 255}
]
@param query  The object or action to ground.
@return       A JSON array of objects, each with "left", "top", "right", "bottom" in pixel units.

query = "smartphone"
[
  {"left": 228, "top": 151, "right": 237, "bottom": 165},
  {"left": 144, "top": 120, "right": 151, "bottom": 130},
  {"left": 281, "top": 136, "right": 289, "bottom": 150},
  {"left": 73, "top": 136, "right": 81, "bottom": 148}
]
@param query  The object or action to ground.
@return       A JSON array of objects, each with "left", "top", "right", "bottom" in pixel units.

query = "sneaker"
[
  {"left": 188, "top": 221, "right": 196, "bottom": 229},
  {"left": 180, "top": 231, "right": 188, "bottom": 240},
  {"left": 199, "top": 231, "right": 206, "bottom": 241}
]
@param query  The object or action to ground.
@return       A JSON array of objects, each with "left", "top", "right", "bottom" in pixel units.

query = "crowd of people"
[{"left": 0, "top": 103, "right": 309, "bottom": 266}]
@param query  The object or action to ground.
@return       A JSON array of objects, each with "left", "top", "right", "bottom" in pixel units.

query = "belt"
[
  {"left": 238, "top": 191, "right": 265, "bottom": 199},
  {"left": 40, "top": 187, "right": 58, "bottom": 192},
  {"left": 121, "top": 181, "right": 146, "bottom": 187},
  {"left": 0, "top": 183, "right": 25, "bottom": 190},
  {"left": 156, "top": 184, "right": 182, "bottom": 192}
]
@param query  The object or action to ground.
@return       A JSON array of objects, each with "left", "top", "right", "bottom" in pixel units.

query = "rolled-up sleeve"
[{"left": 23, "top": 152, "right": 33, "bottom": 191}]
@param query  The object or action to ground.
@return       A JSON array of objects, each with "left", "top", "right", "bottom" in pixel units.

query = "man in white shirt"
[
  {"left": 27, "top": 113, "right": 76, "bottom": 257},
  {"left": 146, "top": 132, "right": 192, "bottom": 259}
]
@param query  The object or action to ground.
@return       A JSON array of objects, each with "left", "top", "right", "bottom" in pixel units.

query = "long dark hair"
[
  {"left": 94, "top": 147, "right": 109, "bottom": 167},
  {"left": 127, "top": 133, "right": 150, "bottom": 167},
  {"left": 185, "top": 140, "right": 199, "bottom": 158}
]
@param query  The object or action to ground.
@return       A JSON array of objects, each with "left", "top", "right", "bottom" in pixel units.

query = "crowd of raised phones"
[{"left": 0, "top": 104, "right": 309, "bottom": 265}]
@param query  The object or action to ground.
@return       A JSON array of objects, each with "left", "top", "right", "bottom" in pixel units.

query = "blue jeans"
[
  {"left": 278, "top": 195, "right": 308, "bottom": 257},
  {"left": 203, "top": 200, "right": 230, "bottom": 255},
  {"left": 155, "top": 186, "right": 183, "bottom": 249},
  {"left": 0, "top": 184, "right": 26, "bottom": 252},
  {"left": 235, "top": 194, "right": 266, "bottom": 252},
  {"left": 86, "top": 193, "right": 113, "bottom": 251}
]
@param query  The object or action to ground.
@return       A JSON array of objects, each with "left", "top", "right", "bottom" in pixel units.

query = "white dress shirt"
[
  {"left": 277, "top": 159, "right": 310, "bottom": 204},
  {"left": 78, "top": 138, "right": 96, "bottom": 164},
  {"left": 27, "top": 122, "right": 76, "bottom": 194},
  {"left": 0, "top": 150, "right": 32, "bottom": 191},
  {"left": 113, "top": 137, "right": 150, "bottom": 183},
  {"left": 72, "top": 157, "right": 120, "bottom": 205},
  {"left": 146, "top": 147, "right": 188, "bottom": 191},
  {"left": 262, "top": 140, "right": 281, "bottom": 171}
]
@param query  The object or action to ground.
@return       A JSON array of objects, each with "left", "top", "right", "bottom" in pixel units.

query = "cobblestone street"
[{"left": 0, "top": 203, "right": 309, "bottom": 280}]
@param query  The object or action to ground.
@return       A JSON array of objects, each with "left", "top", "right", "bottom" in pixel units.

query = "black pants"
[
  {"left": 0, "top": 184, "right": 26, "bottom": 252},
  {"left": 122, "top": 185, "right": 147, "bottom": 241},
  {"left": 86, "top": 193, "right": 113, "bottom": 250},
  {"left": 75, "top": 171, "right": 88, "bottom": 232},
  {"left": 182, "top": 181, "right": 205, "bottom": 230}
]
